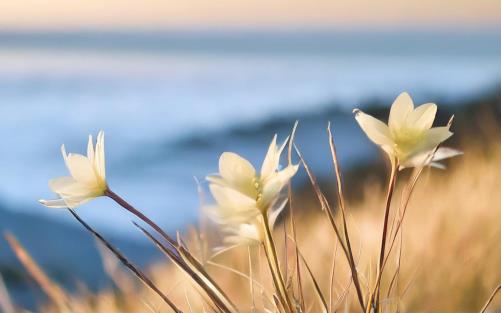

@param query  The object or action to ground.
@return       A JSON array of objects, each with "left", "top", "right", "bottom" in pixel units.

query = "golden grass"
[{"left": 6, "top": 132, "right": 501, "bottom": 313}]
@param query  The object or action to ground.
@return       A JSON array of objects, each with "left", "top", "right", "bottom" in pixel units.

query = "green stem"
[{"left": 262, "top": 213, "right": 296, "bottom": 313}]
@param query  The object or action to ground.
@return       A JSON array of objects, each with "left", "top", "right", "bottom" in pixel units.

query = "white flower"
[
  {"left": 354, "top": 92, "right": 453, "bottom": 169},
  {"left": 39, "top": 131, "right": 107, "bottom": 209},
  {"left": 206, "top": 135, "right": 298, "bottom": 237}
]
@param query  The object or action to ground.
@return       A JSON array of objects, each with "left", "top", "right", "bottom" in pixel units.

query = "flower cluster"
[{"left": 39, "top": 92, "right": 455, "bottom": 245}]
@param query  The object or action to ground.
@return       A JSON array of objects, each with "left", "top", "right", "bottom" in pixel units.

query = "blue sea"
[{"left": 0, "top": 31, "right": 500, "bottom": 238}]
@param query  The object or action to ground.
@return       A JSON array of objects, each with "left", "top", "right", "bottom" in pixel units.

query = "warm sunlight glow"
[{"left": 1, "top": 0, "right": 500, "bottom": 30}]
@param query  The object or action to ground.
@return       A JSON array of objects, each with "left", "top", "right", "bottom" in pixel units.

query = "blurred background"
[{"left": 0, "top": 0, "right": 500, "bottom": 308}]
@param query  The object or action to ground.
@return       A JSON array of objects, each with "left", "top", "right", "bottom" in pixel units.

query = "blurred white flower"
[
  {"left": 354, "top": 92, "right": 453, "bottom": 169},
  {"left": 223, "top": 219, "right": 264, "bottom": 246},
  {"left": 39, "top": 131, "right": 107, "bottom": 209},
  {"left": 206, "top": 135, "right": 298, "bottom": 240}
]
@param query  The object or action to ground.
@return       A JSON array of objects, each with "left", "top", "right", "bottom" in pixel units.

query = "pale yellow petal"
[
  {"left": 260, "top": 165, "right": 297, "bottom": 209},
  {"left": 38, "top": 198, "right": 68, "bottom": 208},
  {"left": 95, "top": 131, "right": 106, "bottom": 180},
  {"left": 421, "top": 127, "right": 453, "bottom": 152},
  {"left": 209, "top": 184, "right": 256, "bottom": 209},
  {"left": 276, "top": 164, "right": 298, "bottom": 185},
  {"left": 62, "top": 195, "right": 95, "bottom": 209},
  {"left": 39, "top": 194, "right": 94, "bottom": 209},
  {"left": 381, "top": 145, "right": 397, "bottom": 162},
  {"left": 48, "top": 176, "right": 90, "bottom": 195},
  {"left": 432, "top": 147, "right": 463, "bottom": 162},
  {"left": 61, "top": 144, "right": 68, "bottom": 164},
  {"left": 219, "top": 152, "right": 256, "bottom": 196},
  {"left": 65, "top": 154, "right": 98, "bottom": 184},
  {"left": 401, "top": 147, "right": 461, "bottom": 169},
  {"left": 354, "top": 109, "right": 393, "bottom": 147},
  {"left": 205, "top": 204, "right": 258, "bottom": 224},
  {"left": 389, "top": 92, "right": 414, "bottom": 132},
  {"left": 49, "top": 176, "right": 75, "bottom": 191},
  {"left": 260, "top": 134, "right": 278, "bottom": 178},
  {"left": 400, "top": 151, "right": 433, "bottom": 169},
  {"left": 206, "top": 175, "right": 228, "bottom": 186},
  {"left": 87, "top": 135, "right": 94, "bottom": 164},
  {"left": 260, "top": 178, "right": 282, "bottom": 209},
  {"left": 408, "top": 103, "right": 437, "bottom": 130}
]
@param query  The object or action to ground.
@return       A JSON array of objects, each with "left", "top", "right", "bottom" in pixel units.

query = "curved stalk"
[{"left": 105, "top": 189, "right": 238, "bottom": 313}]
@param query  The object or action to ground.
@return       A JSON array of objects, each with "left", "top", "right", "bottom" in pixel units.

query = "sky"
[{"left": 1, "top": 0, "right": 500, "bottom": 31}]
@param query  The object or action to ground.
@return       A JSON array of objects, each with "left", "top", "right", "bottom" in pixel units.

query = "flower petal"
[
  {"left": 276, "top": 164, "right": 298, "bottom": 185},
  {"left": 408, "top": 103, "right": 437, "bottom": 131},
  {"left": 38, "top": 198, "right": 68, "bottom": 208},
  {"left": 354, "top": 109, "right": 393, "bottom": 147},
  {"left": 260, "top": 135, "right": 279, "bottom": 178},
  {"left": 218, "top": 152, "right": 256, "bottom": 196},
  {"left": 389, "top": 92, "right": 414, "bottom": 132},
  {"left": 65, "top": 153, "right": 98, "bottom": 184},
  {"left": 204, "top": 204, "right": 259, "bottom": 224},
  {"left": 209, "top": 183, "right": 256, "bottom": 210},
  {"left": 95, "top": 131, "right": 105, "bottom": 180},
  {"left": 260, "top": 165, "right": 297, "bottom": 207},
  {"left": 39, "top": 194, "right": 94, "bottom": 209},
  {"left": 421, "top": 127, "right": 453, "bottom": 152},
  {"left": 206, "top": 175, "right": 228, "bottom": 186},
  {"left": 432, "top": 147, "right": 463, "bottom": 162},
  {"left": 87, "top": 135, "right": 94, "bottom": 164},
  {"left": 260, "top": 178, "right": 282, "bottom": 209},
  {"left": 49, "top": 176, "right": 92, "bottom": 195}
]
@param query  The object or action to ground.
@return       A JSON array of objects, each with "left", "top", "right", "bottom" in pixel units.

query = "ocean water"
[{"left": 0, "top": 31, "right": 500, "bottom": 238}]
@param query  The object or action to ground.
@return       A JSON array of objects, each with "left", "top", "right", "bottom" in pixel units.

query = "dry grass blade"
[
  {"left": 67, "top": 210, "right": 182, "bottom": 313},
  {"left": 107, "top": 189, "right": 237, "bottom": 313},
  {"left": 105, "top": 189, "right": 178, "bottom": 248},
  {"left": 205, "top": 260, "right": 274, "bottom": 307},
  {"left": 292, "top": 144, "right": 347, "bottom": 252},
  {"left": 96, "top": 241, "right": 135, "bottom": 293},
  {"left": 288, "top": 121, "right": 305, "bottom": 311},
  {"left": 327, "top": 122, "right": 366, "bottom": 312},
  {"left": 293, "top": 144, "right": 366, "bottom": 311},
  {"left": 132, "top": 221, "right": 237, "bottom": 313},
  {"left": 4, "top": 232, "right": 70, "bottom": 310},
  {"left": 479, "top": 284, "right": 501, "bottom": 313},
  {"left": 295, "top": 245, "right": 328, "bottom": 313},
  {"left": 329, "top": 240, "right": 339, "bottom": 313},
  {"left": 333, "top": 277, "right": 353, "bottom": 312}
]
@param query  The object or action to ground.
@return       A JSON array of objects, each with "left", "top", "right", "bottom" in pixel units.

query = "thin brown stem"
[
  {"left": 294, "top": 144, "right": 366, "bottom": 312},
  {"left": 105, "top": 189, "right": 178, "bottom": 247},
  {"left": 105, "top": 189, "right": 237, "bottom": 313},
  {"left": 370, "top": 160, "right": 398, "bottom": 313},
  {"left": 327, "top": 123, "right": 366, "bottom": 312},
  {"left": 133, "top": 222, "right": 234, "bottom": 313},
  {"left": 67, "top": 209, "right": 181, "bottom": 313},
  {"left": 288, "top": 121, "right": 305, "bottom": 310}
]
